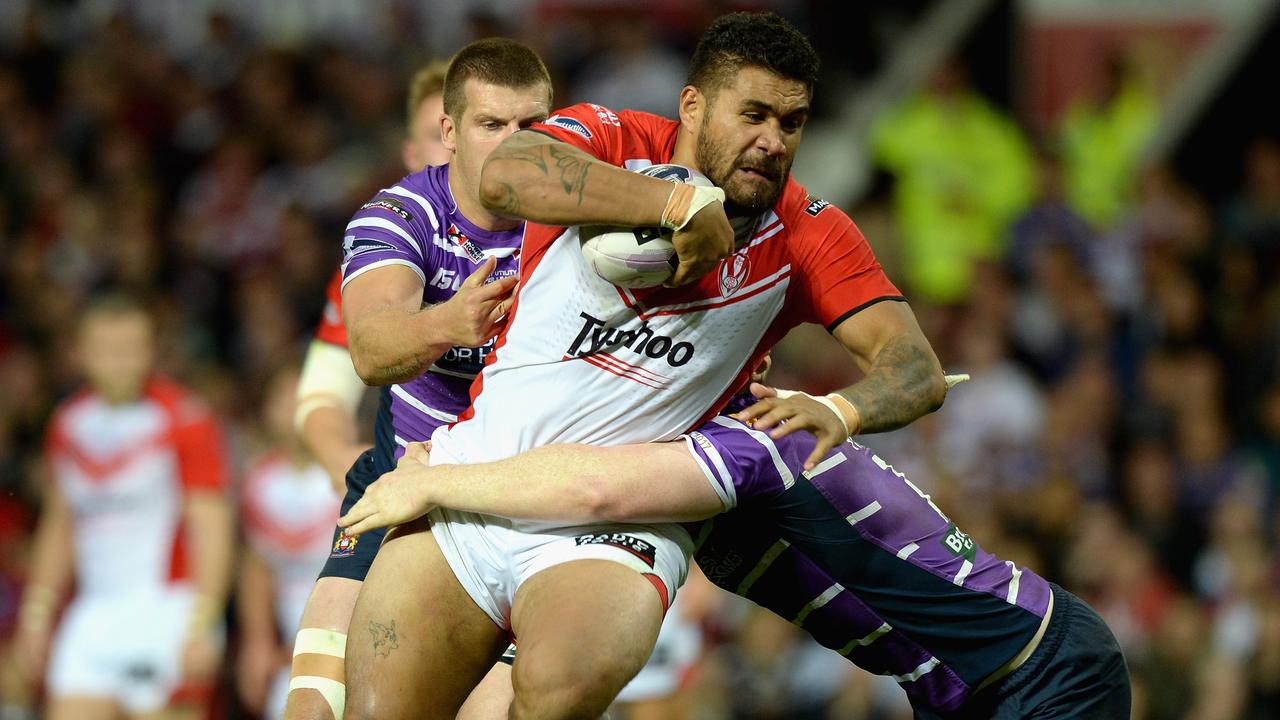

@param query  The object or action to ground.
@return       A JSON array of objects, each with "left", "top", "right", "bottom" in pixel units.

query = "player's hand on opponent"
[
  {"left": 668, "top": 188, "right": 732, "bottom": 286},
  {"left": 734, "top": 383, "right": 860, "bottom": 471},
  {"left": 438, "top": 256, "right": 517, "bottom": 346},
  {"left": 339, "top": 442, "right": 435, "bottom": 535}
]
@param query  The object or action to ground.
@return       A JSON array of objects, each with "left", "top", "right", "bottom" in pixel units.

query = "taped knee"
[{"left": 288, "top": 628, "right": 347, "bottom": 719}]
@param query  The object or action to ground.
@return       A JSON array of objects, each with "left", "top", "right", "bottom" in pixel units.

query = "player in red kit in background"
[{"left": 12, "top": 294, "right": 234, "bottom": 720}]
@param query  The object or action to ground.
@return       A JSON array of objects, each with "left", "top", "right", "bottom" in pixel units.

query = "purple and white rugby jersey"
[
  {"left": 340, "top": 164, "right": 521, "bottom": 453},
  {"left": 683, "top": 410, "right": 1053, "bottom": 713}
]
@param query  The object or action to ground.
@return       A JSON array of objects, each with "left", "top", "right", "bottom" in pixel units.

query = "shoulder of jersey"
[
  {"left": 775, "top": 178, "right": 850, "bottom": 237},
  {"left": 144, "top": 376, "right": 213, "bottom": 425}
]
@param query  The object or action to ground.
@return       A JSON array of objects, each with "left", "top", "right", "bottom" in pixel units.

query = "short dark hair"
[
  {"left": 687, "top": 12, "right": 820, "bottom": 99},
  {"left": 443, "top": 38, "right": 552, "bottom": 120},
  {"left": 78, "top": 291, "right": 152, "bottom": 330}
]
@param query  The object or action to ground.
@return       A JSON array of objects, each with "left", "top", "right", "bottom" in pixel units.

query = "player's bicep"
[
  {"left": 594, "top": 442, "right": 725, "bottom": 522},
  {"left": 829, "top": 299, "right": 926, "bottom": 372},
  {"left": 341, "top": 264, "right": 426, "bottom": 330}
]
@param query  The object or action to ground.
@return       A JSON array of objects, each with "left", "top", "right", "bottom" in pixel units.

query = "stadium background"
[{"left": 2, "top": 0, "right": 1279, "bottom": 717}]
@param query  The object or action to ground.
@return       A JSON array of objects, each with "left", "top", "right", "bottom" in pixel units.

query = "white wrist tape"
[
  {"left": 295, "top": 340, "right": 366, "bottom": 434},
  {"left": 661, "top": 183, "right": 726, "bottom": 232}
]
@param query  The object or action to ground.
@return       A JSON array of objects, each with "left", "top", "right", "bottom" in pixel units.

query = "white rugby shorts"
[
  {"left": 430, "top": 505, "right": 692, "bottom": 628},
  {"left": 47, "top": 585, "right": 204, "bottom": 713}
]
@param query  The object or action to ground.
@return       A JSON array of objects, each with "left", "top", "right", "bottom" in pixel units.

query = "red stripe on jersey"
[
  {"left": 579, "top": 354, "right": 666, "bottom": 390},
  {"left": 593, "top": 352, "right": 670, "bottom": 383},
  {"left": 147, "top": 378, "right": 229, "bottom": 493},
  {"left": 643, "top": 268, "right": 791, "bottom": 319},
  {"left": 47, "top": 427, "right": 172, "bottom": 485},
  {"left": 241, "top": 452, "right": 339, "bottom": 552}
]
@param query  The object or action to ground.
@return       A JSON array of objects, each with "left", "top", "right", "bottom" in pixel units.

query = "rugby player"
[
  {"left": 343, "top": 12, "right": 949, "bottom": 720},
  {"left": 281, "top": 40, "right": 550, "bottom": 720},
  {"left": 14, "top": 294, "right": 233, "bottom": 720},
  {"left": 343, "top": 358, "right": 1131, "bottom": 718},
  {"left": 239, "top": 365, "right": 341, "bottom": 720}
]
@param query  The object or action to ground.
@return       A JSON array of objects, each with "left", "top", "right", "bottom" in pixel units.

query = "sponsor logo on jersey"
[
  {"left": 804, "top": 196, "right": 832, "bottom": 216},
  {"left": 575, "top": 532, "right": 656, "bottom": 567},
  {"left": 718, "top": 251, "right": 751, "bottom": 298},
  {"left": 940, "top": 523, "right": 976, "bottom": 562},
  {"left": 331, "top": 530, "right": 358, "bottom": 558},
  {"left": 361, "top": 197, "right": 414, "bottom": 222},
  {"left": 343, "top": 235, "right": 397, "bottom": 260},
  {"left": 588, "top": 103, "right": 621, "bottom": 127},
  {"left": 447, "top": 223, "right": 486, "bottom": 263},
  {"left": 545, "top": 115, "right": 593, "bottom": 140},
  {"left": 433, "top": 336, "right": 498, "bottom": 378},
  {"left": 566, "top": 312, "right": 695, "bottom": 367}
]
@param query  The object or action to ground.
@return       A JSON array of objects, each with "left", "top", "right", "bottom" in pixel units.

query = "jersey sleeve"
[
  {"left": 340, "top": 187, "right": 435, "bottom": 290},
  {"left": 790, "top": 205, "right": 904, "bottom": 331},
  {"left": 679, "top": 416, "right": 800, "bottom": 511},
  {"left": 313, "top": 267, "right": 347, "bottom": 347},
  {"left": 170, "top": 397, "right": 230, "bottom": 493},
  {"left": 529, "top": 103, "right": 629, "bottom": 164}
]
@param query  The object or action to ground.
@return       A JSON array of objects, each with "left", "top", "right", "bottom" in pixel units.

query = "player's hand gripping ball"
[{"left": 580, "top": 164, "right": 718, "bottom": 288}]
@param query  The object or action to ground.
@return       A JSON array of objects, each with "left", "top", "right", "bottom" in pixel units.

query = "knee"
[{"left": 509, "top": 655, "right": 628, "bottom": 720}]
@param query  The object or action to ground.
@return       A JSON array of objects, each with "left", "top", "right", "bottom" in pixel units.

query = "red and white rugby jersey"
[
  {"left": 313, "top": 267, "right": 347, "bottom": 348},
  {"left": 434, "top": 103, "right": 903, "bottom": 464},
  {"left": 241, "top": 451, "right": 339, "bottom": 635},
  {"left": 43, "top": 377, "right": 229, "bottom": 597}
]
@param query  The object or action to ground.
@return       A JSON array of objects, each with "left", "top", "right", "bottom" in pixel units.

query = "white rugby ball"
[{"left": 580, "top": 164, "right": 715, "bottom": 288}]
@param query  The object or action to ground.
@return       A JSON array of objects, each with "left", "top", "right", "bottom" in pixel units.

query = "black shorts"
[
  {"left": 318, "top": 448, "right": 389, "bottom": 582},
  {"left": 914, "top": 583, "right": 1131, "bottom": 719}
]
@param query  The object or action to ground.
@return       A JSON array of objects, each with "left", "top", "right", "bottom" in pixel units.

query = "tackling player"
[
  {"left": 13, "top": 294, "right": 233, "bottom": 720},
  {"left": 295, "top": 60, "right": 452, "bottom": 493},
  {"left": 343, "top": 358, "right": 1131, "bottom": 718},
  {"left": 343, "top": 12, "right": 947, "bottom": 720},
  {"left": 281, "top": 41, "right": 551, "bottom": 720}
]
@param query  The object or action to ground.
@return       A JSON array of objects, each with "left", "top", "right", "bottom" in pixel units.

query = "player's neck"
[{"left": 447, "top": 164, "right": 519, "bottom": 233}]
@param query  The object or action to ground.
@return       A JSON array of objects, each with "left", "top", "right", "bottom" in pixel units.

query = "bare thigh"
[
  {"left": 508, "top": 560, "right": 665, "bottom": 720},
  {"left": 342, "top": 518, "right": 506, "bottom": 720},
  {"left": 457, "top": 662, "right": 515, "bottom": 720}
]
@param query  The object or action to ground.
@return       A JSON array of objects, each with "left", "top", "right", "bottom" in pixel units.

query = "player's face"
[
  {"left": 443, "top": 79, "right": 550, "bottom": 191},
  {"left": 693, "top": 66, "right": 809, "bottom": 214},
  {"left": 77, "top": 312, "right": 155, "bottom": 403},
  {"left": 403, "top": 93, "right": 448, "bottom": 172}
]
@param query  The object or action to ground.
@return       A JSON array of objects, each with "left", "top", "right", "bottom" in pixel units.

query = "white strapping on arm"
[{"left": 294, "top": 340, "right": 366, "bottom": 434}]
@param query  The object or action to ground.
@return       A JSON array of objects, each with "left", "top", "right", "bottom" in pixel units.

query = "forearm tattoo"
[{"left": 838, "top": 334, "right": 940, "bottom": 434}]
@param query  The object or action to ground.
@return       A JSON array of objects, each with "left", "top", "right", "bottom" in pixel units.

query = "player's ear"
[
  {"left": 441, "top": 112, "right": 458, "bottom": 153},
  {"left": 678, "top": 86, "right": 703, "bottom": 132}
]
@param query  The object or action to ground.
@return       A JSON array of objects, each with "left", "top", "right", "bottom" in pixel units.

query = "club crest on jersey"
[
  {"left": 331, "top": 530, "right": 358, "bottom": 558},
  {"left": 804, "top": 196, "right": 832, "bottom": 216},
  {"left": 447, "top": 223, "right": 486, "bottom": 263},
  {"left": 361, "top": 197, "right": 413, "bottom": 222},
  {"left": 718, "top": 251, "right": 751, "bottom": 298},
  {"left": 545, "top": 115, "right": 592, "bottom": 140},
  {"left": 574, "top": 532, "right": 656, "bottom": 567}
]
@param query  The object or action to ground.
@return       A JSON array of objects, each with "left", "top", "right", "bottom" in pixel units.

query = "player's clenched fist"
[
  {"left": 668, "top": 186, "right": 732, "bottom": 286},
  {"left": 339, "top": 444, "right": 436, "bottom": 536},
  {"left": 437, "top": 256, "right": 517, "bottom": 346}
]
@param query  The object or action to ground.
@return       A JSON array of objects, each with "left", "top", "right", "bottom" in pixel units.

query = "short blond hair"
[{"left": 406, "top": 60, "right": 449, "bottom": 126}]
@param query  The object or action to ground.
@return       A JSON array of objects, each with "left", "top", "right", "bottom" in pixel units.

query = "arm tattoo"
[
  {"left": 838, "top": 334, "right": 940, "bottom": 434},
  {"left": 547, "top": 145, "right": 590, "bottom": 204},
  {"left": 369, "top": 619, "right": 400, "bottom": 657}
]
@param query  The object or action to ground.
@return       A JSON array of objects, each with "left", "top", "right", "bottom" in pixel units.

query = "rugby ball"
[{"left": 580, "top": 164, "right": 715, "bottom": 288}]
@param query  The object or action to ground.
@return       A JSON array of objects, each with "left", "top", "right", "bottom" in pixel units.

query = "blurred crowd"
[{"left": 1, "top": 1, "right": 1278, "bottom": 719}]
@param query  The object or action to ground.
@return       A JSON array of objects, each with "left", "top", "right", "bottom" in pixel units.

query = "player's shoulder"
[
  {"left": 773, "top": 177, "right": 855, "bottom": 241},
  {"left": 356, "top": 165, "right": 448, "bottom": 231},
  {"left": 48, "top": 387, "right": 97, "bottom": 432},
  {"left": 242, "top": 449, "right": 288, "bottom": 496},
  {"left": 144, "top": 376, "right": 214, "bottom": 425},
  {"left": 541, "top": 103, "right": 676, "bottom": 150}
]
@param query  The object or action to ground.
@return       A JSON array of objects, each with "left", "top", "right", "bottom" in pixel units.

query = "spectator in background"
[
  {"left": 871, "top": 57, "right": 1035, "bottom": 305},
  {"left": 10, "top": 294, "right": 234, "bottom": 720},
  {"left": 237, "top": 363, "right": 340, "bottom": 720},
  {"left": 1059, "top": 48, "right": 1159, "bottom": 231}
]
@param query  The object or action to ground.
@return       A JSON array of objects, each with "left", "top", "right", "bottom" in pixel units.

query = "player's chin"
[{"left": 726, "top": 181, "right": 781, "bottom": 214}]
